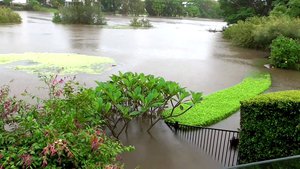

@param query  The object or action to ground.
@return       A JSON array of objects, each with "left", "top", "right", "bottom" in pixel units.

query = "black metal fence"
[{"left": 166, "top": 122, "right": 239, "bottom": 168}]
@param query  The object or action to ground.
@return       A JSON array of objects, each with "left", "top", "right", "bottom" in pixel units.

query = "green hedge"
[{"left": 239, "top": 90, "right": 300, "bottom": 164}]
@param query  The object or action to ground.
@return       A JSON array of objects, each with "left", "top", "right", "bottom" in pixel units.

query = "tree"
[
  {"left": 3, "top": 0, "right": 12, "bottom": 6},
  {"left": 101, "top": 0, "right": 121, "bottom": 13},
  {"left": 219, "top": 0, "right": 273, "bottom": 24}
]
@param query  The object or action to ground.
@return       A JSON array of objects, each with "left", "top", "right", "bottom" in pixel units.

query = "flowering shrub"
[{"left": 0, "top": 75, "right": 132, "bottom": 168}]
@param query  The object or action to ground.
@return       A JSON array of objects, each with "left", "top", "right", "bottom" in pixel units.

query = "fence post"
[{"left": 174, "top": 121, "right": 179, "bottom": 134}]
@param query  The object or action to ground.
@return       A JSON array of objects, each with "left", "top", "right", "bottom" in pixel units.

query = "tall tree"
[{"left": 219, "top": 0, "right": 273, "bottom": 24}]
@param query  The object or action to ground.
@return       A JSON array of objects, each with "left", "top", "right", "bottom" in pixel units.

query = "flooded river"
[{"left": 0, "top": 11, "right": 299, "bottom": 169}]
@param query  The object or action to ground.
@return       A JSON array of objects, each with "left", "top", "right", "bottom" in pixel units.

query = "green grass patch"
[
  {"left": 164, "top": 73, "right": 271, "bottom": 126},
  {"left": 0, "top": 53, "right": 114, "bottom": 75}
]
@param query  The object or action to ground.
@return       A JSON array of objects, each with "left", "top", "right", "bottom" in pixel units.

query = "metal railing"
[{"left": 166, "top": 122, "right": 239, "bottom": 168}]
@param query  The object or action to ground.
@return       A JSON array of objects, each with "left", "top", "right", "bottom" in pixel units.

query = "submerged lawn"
[
  {"left": 0, "top": 53, "right": 114, "bottom": 75},
  {"left": 164, "top": 73, "right": 271, "bottom": 126}
]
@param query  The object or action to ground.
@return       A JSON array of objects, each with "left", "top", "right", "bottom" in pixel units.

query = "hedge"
[{"left": 239, "top": 90, "right": 300, "bottom": 164}]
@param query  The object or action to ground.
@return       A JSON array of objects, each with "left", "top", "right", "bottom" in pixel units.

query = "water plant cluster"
[
  {"left": 129, "top": 18, "right": 152, "bottom": 28},
  {"left": 164, "top": 73, "right": 271, "bottom": 126},
  {"left": 0, "top": 53, "right": 114, "bottom": 75},
  {"left": 0, "top": 72, "right": 202, "bottom": 167}
]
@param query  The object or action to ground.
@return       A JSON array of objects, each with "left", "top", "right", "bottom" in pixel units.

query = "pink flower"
[
  {"left": 21, "top": 154, "right": 32, "bottom": 167},
  {"left": 49, "top": 145, "right": 57, "bottom": 156},
  {"left": 42, "top": 158, "right": 48, "bottom": 167}
]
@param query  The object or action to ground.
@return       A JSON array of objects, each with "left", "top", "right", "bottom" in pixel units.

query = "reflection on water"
[{"left": 0, "top": 11, "right": 299, "bottom": 169}]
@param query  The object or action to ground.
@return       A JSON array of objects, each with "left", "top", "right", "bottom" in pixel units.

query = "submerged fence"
[{"left": 166, "top": 122, "right": 239, "bottom": 168}]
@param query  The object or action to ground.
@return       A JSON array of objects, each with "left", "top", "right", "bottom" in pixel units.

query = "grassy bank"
[{"left": 164, "top": 73, "right": 271, "bottom": 126}]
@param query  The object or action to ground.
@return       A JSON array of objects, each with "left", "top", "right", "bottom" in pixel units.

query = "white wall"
[{"left": 12, "top": 0, "right": 27, "bottom": 4}]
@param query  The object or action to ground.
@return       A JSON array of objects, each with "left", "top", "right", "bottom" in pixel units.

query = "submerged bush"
[
  {"left": 130, "top": 17, "right": 152, "bottom": 28},
  {"left": 270, "top": 36, "right": 300, "bottom": 70},
  {"left": 94, "top": 72, "right": 202, "bottom": 138},
  {"left": 0, "top": 6, "right": 21, "bottom": 24},
  {"left": 53, "top": 1, "right": 106, "bottom": 25}
]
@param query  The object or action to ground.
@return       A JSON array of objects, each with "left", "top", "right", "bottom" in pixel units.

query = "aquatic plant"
[
  {"left": 0, "top": 53, "right": 114, "bottom": 75},
  {"left": 164, "top": 73, "right": 271, "bottom": 126},
  {"left": 130, "top": 17, "right": 152, "bottom": 28}
]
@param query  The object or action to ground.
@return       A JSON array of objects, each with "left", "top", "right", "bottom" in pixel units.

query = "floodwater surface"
[{"left": 0, "top": 12, "right": 300, "bottom": 169}]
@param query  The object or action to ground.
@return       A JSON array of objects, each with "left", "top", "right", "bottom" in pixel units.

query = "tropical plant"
[{"left": 94, "top": 72, "right": 202, "bottom": 138}]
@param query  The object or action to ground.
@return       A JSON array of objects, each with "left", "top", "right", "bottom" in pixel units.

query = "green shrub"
[
  {"left": 164, "top": 73, "right": 271, "bottom": 126},
  {"left": 129, "top": 17, "right": 152, "bottom": 28},
  {"left": 0, "top": 6, "right": 21, "bottom": 24},
  {"left": 239, "top": 90, "right": 300, "bottom": 164},
  {"left": 53, "top": 1, "right": 106, "bottom": 25},
  {"left": 224, "top": 16, "right": 300, "bottom": 49},
  {"left": 52, "top": 12, "right": 61, "bottom": 23},
  {"left": 223, "top": 17, "right": 266, "bottom": 48},
  {"left": 0, "top": 75, "right": 132, "bottom": 168},
  {"left": 270, "top": 36, "right": 300, "bottom": 70}
]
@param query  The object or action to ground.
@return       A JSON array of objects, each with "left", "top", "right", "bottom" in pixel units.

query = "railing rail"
[{"left": 166, "top": 122, "right": 239, "bottom": 168}]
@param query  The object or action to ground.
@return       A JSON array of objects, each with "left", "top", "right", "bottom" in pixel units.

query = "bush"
[
  {"left": 239, "top": 90, "right": 300, "bottom": 164},
  {"left": 270, "top": 36, "right": 300, "bottom": 70},
  {"left": 129, "top": 17, "right": 152, "bottom": 28},
  {"left": 0, "top": 6, "right": 21, "bottom": 24},
  {"left": 223, "top": 16, "right": 266, "bottom": 48},
  {"left": 24, "top": 0, "right": 41, "bottom": 11},
  {"left": 0, "top": 75, "right": 132, "bottom": 168},
  {"left": 224, "top": 16, "right": 300, "bottom": 49},
  {"left": 53, "top": 1, "right": 106, "bottom": 25}
]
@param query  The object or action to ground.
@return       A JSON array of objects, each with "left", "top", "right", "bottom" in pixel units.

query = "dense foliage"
[
  {"left": 129, "top": 17, "right": 152, "bottom": 28},
  {"left": 0, "top": 75, "right": 132, "bottom": 168},
  {"left": 219, "top": 0, "right": 273, "bottom": 24},
  {"left": 164, "top": 74, "right": 271, "bottom": 126},
  {"left": 223, "top": 0, "right": 300, "bottom": 71},
  {"left": 100, "top": 0, "right": 221, "bottom": 18},
  {"left": 53, "top": 0, "right": 106, "bottom": 25},
  {"left": 270, "top": 36, "right": 300, "bottom": 70},
  {"left": 94, "top": 72, "right": 202, "bottom": 138},
  {"left": 0, "top": 6, "right": 21, "bottom": 24},
  {"left": 239, "top": 90, "right": 300, "bottom": 164},
  {"left": 145, "top": 0, "right": 221, "bottom": 18},
  {"left": 223, "top": 16, "right": 300, "bottom": 49}
]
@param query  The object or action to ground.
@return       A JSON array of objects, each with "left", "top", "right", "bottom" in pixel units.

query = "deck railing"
[{"left": 166, "top": 122, "right": 239, "bottom": 167}]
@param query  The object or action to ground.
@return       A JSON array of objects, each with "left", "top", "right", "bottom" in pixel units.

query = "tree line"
[{"left": 98, "top": 0, "right": 221, "bottom": 18}]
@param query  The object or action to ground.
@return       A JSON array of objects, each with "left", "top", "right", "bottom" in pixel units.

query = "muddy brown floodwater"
[{"left": 0, "top": 11, "right": 300, "bottom": 169}]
